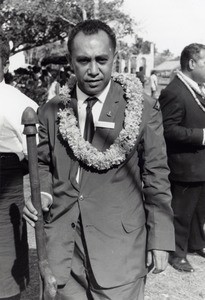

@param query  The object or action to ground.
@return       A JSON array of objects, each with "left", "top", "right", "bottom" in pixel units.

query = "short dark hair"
[
  {"left": 180, "top": 43, "right": 205, "bottom": 71},
  {"left": 67, "top": 19, "right": 116, "bottom": 55},
  {"left": 0, "top": 29, "right": 10, "bottom": 65}
]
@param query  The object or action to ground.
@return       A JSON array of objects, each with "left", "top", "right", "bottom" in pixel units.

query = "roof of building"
[{"left": 155, "top": 60, "right": 180, "bottom": 71}]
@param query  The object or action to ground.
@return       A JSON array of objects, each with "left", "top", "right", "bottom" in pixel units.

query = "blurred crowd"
[{"left": 5, "top": 64, "right": 73, "bottom": 105}]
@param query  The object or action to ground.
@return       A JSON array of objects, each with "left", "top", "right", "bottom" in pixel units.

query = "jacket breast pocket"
[{"left": 121, "top": 208, "right": 146, "bottom": 233}]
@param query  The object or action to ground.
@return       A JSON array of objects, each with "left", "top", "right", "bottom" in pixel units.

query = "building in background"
[{"left": 155, "top": 59, "right": 180, "bottom": 85}]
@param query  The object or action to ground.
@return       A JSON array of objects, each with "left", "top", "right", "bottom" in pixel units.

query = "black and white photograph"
[{"left": 0, "top": 1, "right": 205, "bottom": 299}]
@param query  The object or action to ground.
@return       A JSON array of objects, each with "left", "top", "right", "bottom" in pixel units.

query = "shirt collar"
[
  {"left": 76, "top": 80, "right": 111, "bottom": 105},
  {"left": 181, "top": 72, "right": 201, "bottom": 94}
]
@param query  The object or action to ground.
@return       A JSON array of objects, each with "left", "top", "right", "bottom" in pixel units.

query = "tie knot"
[{"left": 86, "top": 97, "right": 98, "bottom": 109}]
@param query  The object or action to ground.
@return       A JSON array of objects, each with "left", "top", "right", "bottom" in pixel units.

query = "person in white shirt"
[
  {"left": 0, "top": 30, "right": 38, "bottom": 300},
  {"left": 150, "top": 70, "right": 158, "bottom": 99}
]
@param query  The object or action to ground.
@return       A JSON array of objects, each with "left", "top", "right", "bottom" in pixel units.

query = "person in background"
[
  {"left": 47, "top": 67, "right": 73, "bottom": 101},
  {"left": 23, "top": 19, "right": 174, "bottom": 299},
  {"left": 0, "top": 30, "right": 38, "bottom": 300},
  {"left": 136, "top": 66, "right": 146, "bottom": 87},
  {"left": 124, "top": 66, "right": 128, "bottom": 73},
  {"left": 159, "top": 43, "right": 205, "bottom": 273},
  {"left": 150, "top": 70, "right": 158, "bottom": 99}
]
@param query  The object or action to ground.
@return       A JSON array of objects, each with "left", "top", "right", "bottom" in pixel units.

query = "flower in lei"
[{"left": 57, "top": 73, "right": 144, "bottom": 170}]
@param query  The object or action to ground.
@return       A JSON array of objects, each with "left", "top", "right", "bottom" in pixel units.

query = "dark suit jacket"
[
  {"left": 37, "top": 80, "right": 174, "bottom": 287},
  {"left": 159, "top": 76, "right": 205, "bottom": 182}
]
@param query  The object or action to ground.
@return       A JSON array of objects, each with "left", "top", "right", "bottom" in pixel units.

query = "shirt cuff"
[{"left": 41, "top": 192, "right": 53, "bottom": 207}]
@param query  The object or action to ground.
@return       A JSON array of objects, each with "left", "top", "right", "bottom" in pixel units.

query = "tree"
[
  {"left": 0, "top": 0, "right": 135, "bottom": 55},
  {"left": 161, "top": 49, "right": 174, "bottom": 59},
  {"left": 130, "top": 37, "right": 152, "bottom": 56}
]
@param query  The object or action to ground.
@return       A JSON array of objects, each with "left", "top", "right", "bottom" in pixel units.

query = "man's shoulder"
[
  {"left": 139, "top": 93, "right": 163, "bottom": 135},
  {"left": 163, "top": 76, "right": 185, "bottom": 93},
  {"left": 38, "top": 96, "right": 65, "bottom": 118},
  {"left": 141, "top": 93, "right": 161, "bottom": 125},
  {"left": 110, "top": 79, "right": 126, "bottom": 98},
  {"left": 143, "top": 93, "right": 159, "bottom": 109},
  {"left": 4, "top": 83, "right": 38, "bottom": 110},
  {"left": 159, "top": 76, "right": 187, "bottom": 102}
]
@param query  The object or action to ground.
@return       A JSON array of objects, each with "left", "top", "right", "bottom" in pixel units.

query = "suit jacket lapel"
[
  {"left": 92, "top": 80, "right": 126, "bottom": 151},
  {"left": 70, "top": 89, "right": 78, "bottom": 119},
  {"left": 197, "top": 93, "right": 205, "bottom": 107},
  {"left": 68, "top": 92, "right": 80, "bottom": 191},
  {"left": 177, "top": 76, "right": 205, "bottom": 108}
]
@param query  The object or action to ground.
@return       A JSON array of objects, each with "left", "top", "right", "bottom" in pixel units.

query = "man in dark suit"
[
  {"left": 159, "top": 43, "right": 205, "bottom": 273},
  {"left": 23, "top": 20, "right": 174, "bottom": 299}
]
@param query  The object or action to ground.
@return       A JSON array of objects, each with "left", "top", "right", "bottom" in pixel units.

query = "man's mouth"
[
  {"left": 87, "top": 79, "right": 101, "bottom": 83},
  {"left": 87, "top": 80, "right": 101, "bottom": 86}
]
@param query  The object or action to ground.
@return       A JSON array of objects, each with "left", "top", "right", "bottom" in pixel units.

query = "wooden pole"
[{"left": 22, "top": 107, "right": 57, "bottom": 300}]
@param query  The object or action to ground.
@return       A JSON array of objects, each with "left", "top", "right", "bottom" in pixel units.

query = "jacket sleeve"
[
  {"left": 37, "top": 103, "right": 54, "bottom": 196},
  {"left": 159, "top": 88, "right": 203, "bottom": 145},
  {"left": 140, "top": 96, "right": 175, "bottom": 251}
]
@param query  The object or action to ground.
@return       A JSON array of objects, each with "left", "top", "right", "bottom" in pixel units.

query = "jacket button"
[
  {"left": 79, "top": 195, "right": 84, "bottom": 201},
  {"left": 71, "top": 222, "right": 75, "bottom": 228}
]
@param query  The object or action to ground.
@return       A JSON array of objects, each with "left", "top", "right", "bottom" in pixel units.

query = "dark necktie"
[{"left": 84, "top": 97, "right": 98, "bottom": 143}]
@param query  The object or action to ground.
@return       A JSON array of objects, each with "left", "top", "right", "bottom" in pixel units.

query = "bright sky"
[{"left": 122, "top": 0, "right": 205, "bottom": 56}]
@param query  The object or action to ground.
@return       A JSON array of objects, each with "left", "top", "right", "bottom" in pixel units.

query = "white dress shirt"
[
  {"left": 76, "top": 81, "right": 111, "bottom": 135},
  {"left": 0, "top": 80, "right": 38, "bottom": 160}
]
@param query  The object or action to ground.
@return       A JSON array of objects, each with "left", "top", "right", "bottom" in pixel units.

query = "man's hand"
[
  {"left": 23, "top": 193, "right": 52, "bottom": 227},
  {"left": 147, "top": 250, "right": 169, "bottom": 274}
]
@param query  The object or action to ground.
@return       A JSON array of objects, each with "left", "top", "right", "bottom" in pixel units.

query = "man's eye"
[
  {"left": 78, "top": 59, "right": 89, "bottom": 64},
  {"left": 97, "top": 58, "right": 107, "bottom": 64}
]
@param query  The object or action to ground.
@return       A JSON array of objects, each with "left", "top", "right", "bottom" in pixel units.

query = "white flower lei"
[{"left": 57, "top": 73, "right": 144, "bottom": 170}]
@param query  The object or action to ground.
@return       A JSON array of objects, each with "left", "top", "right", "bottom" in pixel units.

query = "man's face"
[
  {"left": 192, "top": 49, "right": 205, "bottom": 84},
  {"left": 69, "top": 30, "right": 116, "bottom": 96}
]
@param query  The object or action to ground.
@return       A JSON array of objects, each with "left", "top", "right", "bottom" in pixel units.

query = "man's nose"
[{"left": 88, "top": 61, "right": 99, "bottom": 75}]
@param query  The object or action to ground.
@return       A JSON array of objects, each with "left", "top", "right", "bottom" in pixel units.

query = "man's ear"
[{"left": 188, "top": 58, "right": 195, "bottom": 71}]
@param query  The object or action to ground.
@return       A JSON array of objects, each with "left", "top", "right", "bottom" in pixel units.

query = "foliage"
[
  {"left": 0, "top": 0, "right": 135, "bottom": 55},
  {"left": 11, "top": 68, "right": 49, "bottom": 105},
  {"left": 161, "top": 49, "right": 174, "bottom": 58},
  {"left": 99, "top": 0, "right": 134, "bottom": 38},
  {"left": 117, "top": 37, "right": 153, "bottom": 62},
  {"left": 131, "top": 37, "right": 152, "bottom": 55}
]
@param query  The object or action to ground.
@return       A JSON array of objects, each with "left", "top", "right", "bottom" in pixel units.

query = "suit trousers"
[
  {"left": 171, "top": 181, "right": 205, "bottom": 257},
  {"left": 56, "top": 216, "right": 145, "bottom": 300}
]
